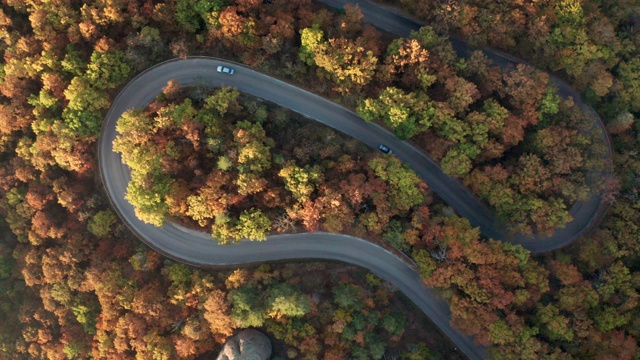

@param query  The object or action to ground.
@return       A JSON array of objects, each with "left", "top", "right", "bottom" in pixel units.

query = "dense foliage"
[
  {"left": 390, "top": 0, "right": 639, "bottom": 121},
  {"left": 0, "top": 0, "right": 446, "bottom": 358},
  {"left": 0, "top": 0, "right": 637, "bottom": 359},
  {"left": 284, "top": 5, "right": 607, "bottom": 234},
  {"left": 387, "top": 0, "right": 640, "bottom": 357},
  {"left": 351, "top": 27, "right": 605, "bottom": 235},
  {"left": 113, "top": 86, "right": 430, "bottom": 244}
]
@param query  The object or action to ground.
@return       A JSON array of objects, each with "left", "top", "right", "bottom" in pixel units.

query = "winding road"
[{"left": 98, "top": 1, "right": 612, "bottom": 359}]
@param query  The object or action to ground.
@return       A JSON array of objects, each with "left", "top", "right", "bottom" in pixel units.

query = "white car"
[{"left": 216, "top": 65, "right": 235, "bottom": 75}]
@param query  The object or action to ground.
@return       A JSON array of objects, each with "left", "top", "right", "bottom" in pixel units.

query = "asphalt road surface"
[{"left": 98, "top": 2, "right": 612, "bottom": 359}]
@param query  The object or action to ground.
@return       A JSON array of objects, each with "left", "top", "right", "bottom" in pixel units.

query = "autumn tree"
[
  {"left": 414, "top": 215, "right": 550, "bottom": 348},
  {"left": 235, "top": 208, "right": 271, "bottom": 242},
  {"left": 357, "top": 87, "right": 435, "bottom": 139},
  {"left": 87, "top": 210, "right": 116, "bottom": 237},
  {"left": 299, "top": 26, "right": 378, "bottom": 94},
  {"left": 62, "top": 77, "right": 110, "bottom": 136},
  {"left": 382, "top": 38, "right": 436, "bottom": 91},
  {"left": 267, "top": 283, "right": 310, "bottom": 318},
  {"left": 279, "top": 161, "right": 323, "bottom": 203},
  {"left": 368, "top": 156, "right": 427, "bottom": 212},
  {"left": 228, "top": 285, "right": 266, "bottom": 328},
  {"left": 85, "top": 39, "right": 131, "bottom": 90}
]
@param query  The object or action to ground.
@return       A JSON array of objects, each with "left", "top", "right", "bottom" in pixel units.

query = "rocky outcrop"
[{"left": 216, "top": 329, "right": 272, "bottom": 360}]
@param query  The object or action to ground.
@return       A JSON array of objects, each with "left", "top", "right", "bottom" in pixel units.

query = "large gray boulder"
[{"left": 216, "top": 329, "right": 272, "bottom": 360}]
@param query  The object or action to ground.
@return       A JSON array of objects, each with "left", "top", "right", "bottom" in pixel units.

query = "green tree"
[
  {"left": 236, "top": 208, "right": 271, "bottom": 241},
  {"left": 0, "top": 253, "right": 14, "bottom": 281},
  {"left": 383, "top": 220, "right": 410, "bottom": 252},
  {"left": 594, "top": 306, "right": 632, "bottom": 333},
  {"left": 413, "top": 249, "right": 437, "bottom": 278},
  {"left": 616, "top": 58, "right": 640, "bottom": 112},
  {"left": 62, "top": 77, "right": 110, "bottom": 136},
  {"left": 368, "top": 156, "right": 426, "bottom": 211},
  {"left": 72, "top": 296, "right": 99, "bottom": 335},
  {"left": 203, "top": 86, "right": 241, "bottom": 119},
  {"left": 126, "top": 27, "right": 166, "bottom": 68},
  {"left": 333, "top": 284, "right": 363, "bottom": 311},
  {"left": 278, "top": 161, "right": 323, "bottom": 202},
  {"left": 381, "top": 310, "right": 407, "bottom": 336},
  {"left": 555, "top": 0, "right": 584, "bottom": 25},
  {"left": 175, "top": 0, "right": 225, "bottom": 33},
  {"left": 401, "top": 343, "right": 440, "bottom": 360},
  {"left": 357, "top": 87, "right": 434, "bottom": 139},
  {"left": 211, "top": 212, "right": 238, "bottom": 244},
  {"left": 186, "top": 194, "right": 214, "bottom": 226},
  {"left": 432, "top": 111, "right": 471, "bottom": 144},
  {"left": 217, "top": 155, "right": 233, "bottom": 171},
  {"left": 539, "top": 87, "right": 561, "bottom": 121},
  {"left": 267, "top": 283, "right": 310, "bottom": 318},
  {"left": 441, "top": 146, "right": 472, "bottom": 178},
  {"left": 233, "top": 120, "right": 273, "bottom": 174},
  {"left": 364, "top": 332, "right": 386, "bottom": 359},
  {"left": 27, "top": 90, "right": 59, "bottom": 119},
  {"left": 299, "top": 25, "right": 324, "bottom": 66},
  {"left": 61, "top": 45, "right": 87, "bottom": 76},
  {"left": 63, "top": 341, "right": 85, "bottom": 359},
  {"left": 86, "top": 49, "right": 131, "bottom": 89},
  {"left": 482, "top": 99, "right": 509, "bottom": 133},
  {"left": 124, "top": 176, "right": 172, "bottom": 227},
  {"left": 299, "top": 27, "right": 378, "bottom": 93},
  {"left": 488, "top": 319, "right": 516, "bottom": 345},
  {"left": 535, "top": 304, "right": 574, "bottom": 342},
  {"left": 88, "top": 210, "right": 117, "bottom": 237},
  {"left": 229, "top": 286, "right": 266, "bottom": 328}
]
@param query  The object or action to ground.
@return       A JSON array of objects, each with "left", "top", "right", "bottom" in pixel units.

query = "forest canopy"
[
  {"left": 113, "top": 85, "right": 431, "bottom": 244},
  {"left": 0, "top": 0, "right": 637, "bottom": 359}
]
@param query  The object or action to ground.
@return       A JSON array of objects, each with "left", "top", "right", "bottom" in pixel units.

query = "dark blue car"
[{"left": 378, "top": 144, "right": 392, "bottom": 154}]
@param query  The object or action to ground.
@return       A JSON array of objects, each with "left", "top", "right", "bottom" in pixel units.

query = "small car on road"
[
  {"left": 378, "top": 144, "right": 393, "bottom": 154},
  {"left": 217, "top": 65, "right": 235, "bottom": 75}
]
